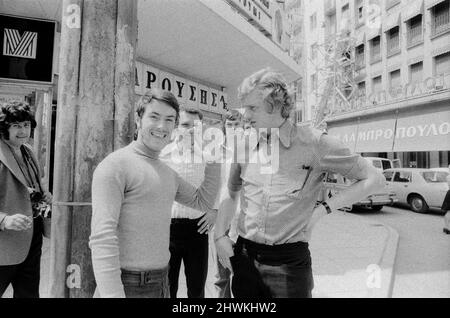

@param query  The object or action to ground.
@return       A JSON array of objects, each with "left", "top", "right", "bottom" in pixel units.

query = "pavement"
[{"left": 2, "top": 210, "right": 399, "bottom": 298}]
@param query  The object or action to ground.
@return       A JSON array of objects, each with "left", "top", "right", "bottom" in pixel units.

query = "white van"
[{"left": 364, "top": 157, "right": 401, "bottom": 172}]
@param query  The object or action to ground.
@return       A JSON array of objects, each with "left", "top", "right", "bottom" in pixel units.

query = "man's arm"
[
  {"left": 214, "top": 163, "right": 242, "bottom": 271},
  {"left": 0, "top": 212, "right": 6, "bottom": 231},
  {"left": 89, "top": 160, "right": 126, "bottom": 298},
  {"left": 309, "top": 134, "right": 385, "bottom": 228},
  {"left": 175, "top": 162, "right": 221, "bottom": 213}
]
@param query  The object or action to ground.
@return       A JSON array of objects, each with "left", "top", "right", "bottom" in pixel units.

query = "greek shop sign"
[
  {"left": 331, "top": 110, "right": 450, "bottom": 152},
  {"left": 134, "top": 61, "right": 228, "bottom": 114}
]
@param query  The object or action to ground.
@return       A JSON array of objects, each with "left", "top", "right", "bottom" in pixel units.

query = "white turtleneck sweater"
[{"left": 89, "top": 141, "right": 220, "bottom": 298}]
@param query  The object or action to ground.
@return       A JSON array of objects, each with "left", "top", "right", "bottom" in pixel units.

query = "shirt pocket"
[{"left": 285, "top": 165, "right": 313, "bottom": 200}]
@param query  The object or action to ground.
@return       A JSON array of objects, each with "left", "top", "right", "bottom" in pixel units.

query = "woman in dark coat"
[{"left": 0, "top": 100, "right": 51, "bottom": 298}]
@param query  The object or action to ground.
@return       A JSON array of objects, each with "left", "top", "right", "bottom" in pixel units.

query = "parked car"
[
  {"left": 321, "top": 172, "right": 397, "bottom": 211},
  {"left": 383, "top": 168, "right": 450, "bottom": 213}
]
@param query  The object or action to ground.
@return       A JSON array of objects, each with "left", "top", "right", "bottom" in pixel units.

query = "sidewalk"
[{"left": 3, "top": 211, "right": 398, "bottom": 298}]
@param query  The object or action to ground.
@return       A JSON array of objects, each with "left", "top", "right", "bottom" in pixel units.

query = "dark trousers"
[
  {"left": 0, "top": 217, "right": 43, "bottom": 298},
  {"left": 231, "top": 236, "right": 314, "bottom": 298},
  {"left": 168, "top": 217, "right": 209, "bottom": 298}
]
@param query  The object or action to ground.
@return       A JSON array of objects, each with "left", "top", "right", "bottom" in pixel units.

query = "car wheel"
[
  {"left": 371, "top": 205, "right": 383, "bottom": 211},
  {"left": 408, "top": 195, "right": 429, "bottom": 213}
]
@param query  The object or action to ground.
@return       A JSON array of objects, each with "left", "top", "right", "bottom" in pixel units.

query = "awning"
[
  {"left": 403, "top": 0, "right": 424, "bottom": 21},
  {"left": 327, "top": 122, "right": 359, "bottom": 153},
  {"left": 393, "top": 108, "right": 450, "bottom": 152},
  {"left": 136, "top": 0, "right": 302, "bottom": 108},
  {"left": 383, "top": 13, "right": 401, "bottom": 33},
  {"left": 354, "top": 115, "right": 397, "bottom": 153},
  {"left": 426, "top": 0, "right": 447, "bottom": 9}
]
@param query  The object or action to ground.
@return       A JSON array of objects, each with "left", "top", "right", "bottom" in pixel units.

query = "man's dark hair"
[
  {"left": 0, "top": 100, "right": 37, "bottom": 140},
  {"left": 180, "top": 107, "right": 203, "bottom": 121},
  {"left": 136, "top": 89, "right": 180, "bottom": 122}
]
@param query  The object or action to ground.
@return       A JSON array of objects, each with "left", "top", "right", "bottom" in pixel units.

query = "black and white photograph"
[{"left": 0, "top": 0, "right": 449, "bottom": 305}]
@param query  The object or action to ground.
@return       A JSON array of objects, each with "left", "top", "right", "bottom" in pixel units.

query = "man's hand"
[
  {"left": 215, "top": 235, "right": 234, "bottom": 272},
  {"left": 4, "top": 214, "right": 32, "bottom": 231},
  {"left": 197, "top": 209, "right": 218, "bottom": 234},
  {"left": 42, "top": 191, "right": 52, "bottom": 205}
]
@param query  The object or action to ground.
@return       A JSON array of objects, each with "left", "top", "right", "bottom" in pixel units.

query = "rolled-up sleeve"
[{"left": 317, "top": 133, "right": 370, "bottom": 181}]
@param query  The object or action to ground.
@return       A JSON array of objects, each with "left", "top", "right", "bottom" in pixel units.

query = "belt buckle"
[{"left": 144, "top": 271, "right": 153, "bottom": 284}]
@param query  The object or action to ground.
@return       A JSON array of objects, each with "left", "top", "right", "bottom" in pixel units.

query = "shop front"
[{"left": 327, "top": 102, "right": 450, "bottom": 168}]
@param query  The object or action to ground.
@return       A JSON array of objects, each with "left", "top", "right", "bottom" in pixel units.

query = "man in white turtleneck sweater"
[{"left": 89, "top": 89, "right": 221, "bottom": 298}]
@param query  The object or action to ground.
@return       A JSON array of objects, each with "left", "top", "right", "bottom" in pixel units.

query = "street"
[{"left": 348, "top": 204, "right": 450, "bottom": 298}]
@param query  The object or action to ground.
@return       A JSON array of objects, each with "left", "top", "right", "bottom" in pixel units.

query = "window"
[
  {"left": 326, "top": 13, "right": 337, "bottom": 34},
  {"left": 409, "top": 61, "right": 423, "bottom": 83},
  {"left": 386, "top": 26, "right": 400, "bottom": 56},
  {"left": 355, "top": 0, "right": 364, "bottom": 25},
  {"left": 341, "top": 4, "right": 350, "bottom": 30},
  {"left": 389, "top": 69, "right": 401, "bottom": 88},
  {"left": 370, "top": 36, "right": 381, "bottom": 63},
  {"left": 355, "top": 44, "right": 365, "bottom": 68},
  {"left": 431, "top": 0, "right": 450, "bottom": 36},
  {"left": 310, "top": 13, "right": 317, "bottom": 31},
  {"left": 393, "top": 171, "right": 412, "bottom": 183},
  {"left": 407, "top": 15, "right": 423, "bottom": 47},
  {"left": 434, "top": 52, "right": 450, "bottom": 76},
  {"left": 372, "top": 75, "right": 382, "bottom": 92},
  {"left": 357, "top": 81, "right": 366, "bottom": 97}
]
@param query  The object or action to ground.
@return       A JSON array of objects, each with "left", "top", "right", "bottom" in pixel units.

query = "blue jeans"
[
  {"left": 121, "top": 266, "right": 169, "bottom": 298},
  {"left": 231, "top": 236, "right": 314, "bottom": 298}
]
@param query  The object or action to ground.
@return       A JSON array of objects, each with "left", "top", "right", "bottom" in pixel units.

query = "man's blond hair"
[{"left": 237, "top": 68, "right": 294, "bottom": 119}]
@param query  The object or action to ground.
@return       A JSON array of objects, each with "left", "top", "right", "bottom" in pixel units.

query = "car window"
[
  {"left": 383, "top": 171, "right": 394, "bottom": 181},
  {"left": 421, "top": 171, "right": 449, "bottom": 183},
  {"left": 393, "top": 171, "right": 411, "bottom": 183},
  {"left": 381, "top": 160, "right": 392, "bottom": 170},
  {"left": 372, "top": 160, "right": 382, "bottom": 169}
]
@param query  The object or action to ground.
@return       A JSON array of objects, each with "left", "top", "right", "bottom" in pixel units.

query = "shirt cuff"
[{"left": 0, "top": 217, "right": 6, "bottom": 231}]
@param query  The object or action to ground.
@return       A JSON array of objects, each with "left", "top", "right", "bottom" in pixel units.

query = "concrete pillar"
[{"left": 49, "top": 0, "right": 137, "bottom": 298}]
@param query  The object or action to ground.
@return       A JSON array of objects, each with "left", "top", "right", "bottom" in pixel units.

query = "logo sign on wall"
[
  {"left": 0, "top": 14, "right": 55, "bottom": 83},
  {"left": 135, "top": 61, "right": 228, "bottom": 115}
]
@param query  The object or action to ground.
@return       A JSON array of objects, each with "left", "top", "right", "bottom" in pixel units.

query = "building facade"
[{"left": 302, "top": 0, "right": 450, "bottom": 169}]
